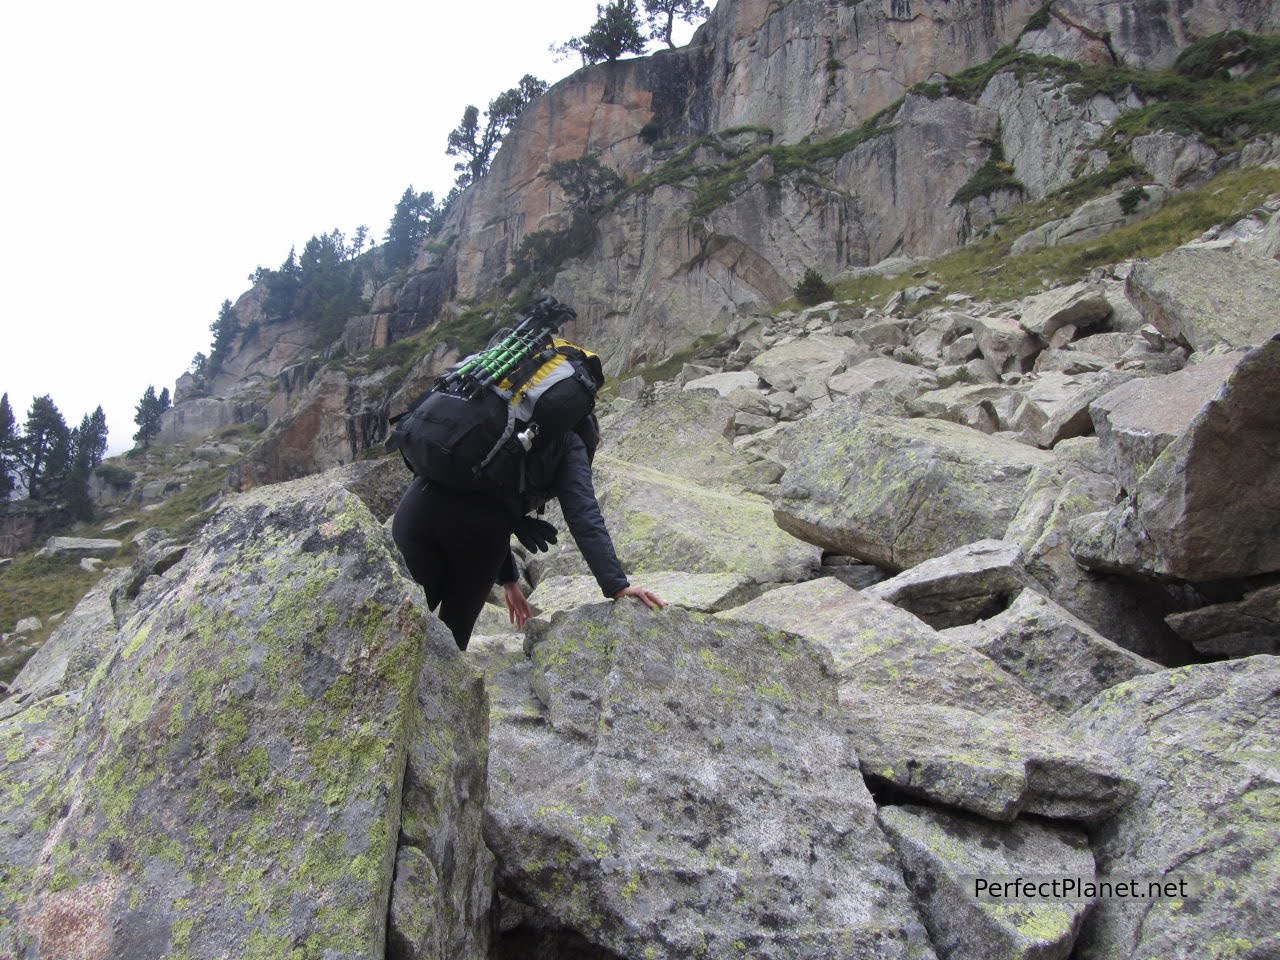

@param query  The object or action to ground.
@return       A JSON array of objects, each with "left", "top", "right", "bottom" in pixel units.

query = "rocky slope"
[
  {"left": 5, "top": 194, "right": 1279, "bottom": 958},
  {"left": 4, "top": 2, "right": 1280, "bottom": 957}
]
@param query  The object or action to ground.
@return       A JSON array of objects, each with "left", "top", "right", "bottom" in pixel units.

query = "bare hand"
[
  {"left": 614, "top": 585, "right": 666, "bottom": 610},
  {"left": 504, "top": 581, "right": 533, "bottom": 629}
]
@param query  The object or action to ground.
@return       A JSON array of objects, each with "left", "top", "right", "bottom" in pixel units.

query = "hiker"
[{"left": 389, "top": 298, "right": 664, "bottom": 650}]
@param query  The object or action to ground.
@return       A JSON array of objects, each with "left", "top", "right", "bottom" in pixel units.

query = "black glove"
[{"left": 513, "top": 516, "right": 559, "bottom": 553}]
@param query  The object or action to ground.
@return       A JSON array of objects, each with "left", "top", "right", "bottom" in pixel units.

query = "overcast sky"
[{"left": 0, "top": 1, "right": 700, "bottom": 454}]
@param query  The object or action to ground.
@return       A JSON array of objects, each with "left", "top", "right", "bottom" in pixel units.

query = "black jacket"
[{"left": 498, "top": 427, "right": 629, "bottom": 598}]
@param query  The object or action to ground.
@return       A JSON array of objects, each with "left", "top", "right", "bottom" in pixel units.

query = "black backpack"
[{"left": 386, "top": 298, "right": 604, "bottom": 494}]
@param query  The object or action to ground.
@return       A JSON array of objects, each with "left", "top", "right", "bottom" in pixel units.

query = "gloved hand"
[{"left": 513, "top": 516, "right": 559, "bottom": 553}]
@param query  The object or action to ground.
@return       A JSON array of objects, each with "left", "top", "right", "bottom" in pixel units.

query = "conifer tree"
[
  {"left": 208, "top": 299, "right": 237, "bottom": 374},
  {"left": 17, "top": 395, "right": 70, "bottom": 502},
  {"left": 133, "top": 385, "right": 170, "bottom": 451},
  {"left": 0, "top": 392, "right": 16, "bottom": 500},
  {"left": 384, "top": 187, "right": 441, "bottom": 270},
  {"left": 65, "top": 407, "right": 109, "bottom": 520},
  {"left": 560, "top": 0, "right": 648, "bottom": 65},
  {"left": 446, "top": 76, "right": 548, "bottom": 188},
  {"left": 643, "top": 0, "right": 709, "bottom": 48}
]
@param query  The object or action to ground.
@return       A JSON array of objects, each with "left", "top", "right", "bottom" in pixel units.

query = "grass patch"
[
  {"left": 623, "top": 113, "right": 897, "bottom": 219},
  {"left": 830, "top": 164, "right": 1280, "bottom": 308},
  {"left": 430, "top": 308, "right": 503, "bottom": 357},
  {"left": 941, "top": 32, "right": 1280, "bottom": 153},
  {"left": 214, "top": 421, "right": 264, "bottom": 441},
  {"left": 0, "top": 554, "right": 103, "bottom": 635},
  {"left": 0, "top": 553, "right": 107, "bottom": 682},
  {"left": 126, "top": 467, "right": 231, "bottom": 542}
]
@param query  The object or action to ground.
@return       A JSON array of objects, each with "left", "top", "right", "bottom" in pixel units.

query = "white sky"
[{"left": 0, "top": 1, "right": 699, "bottom": 454}]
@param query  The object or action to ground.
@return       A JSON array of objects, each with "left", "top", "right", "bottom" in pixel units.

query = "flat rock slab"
[
  {"left": 956, "top": 589, "right": 1161, "bottom": 713},
  {"left": 774, "top": 411, "right": 1051, "bottom": 572},
  {"left": 879, "top": 805, "right": 1095, "bottom": 960},
  {"left": 530, "top": 572, "right": 760, "bottom": 617},
  {"left": 37, "top": 537, "right": 123, "bottom": 558},
  {"left": 721, "top": 579, "right": 1134, "bottom": 822},
  {"left": 3, "top": 475, "right": 490, "bottom": 960},
  {"left": 906, "top": 383, "right": 1023, "bottom": 434},
  {"left": 538, "top": 456, "right": 821, "bottom": 585},
  {"left": 1126, "top": 246, "right": 1280, "bottom": 351},
  {"left": 681, "top": 370, "right": 762, "bottom": 396},
  {"left": 748, "top": 335, "right": 857, "bottom": 393},
  {"left": 828, "top": 358, "right": 937, "bottom": 399},
  {"left": 866, "top": 539, "right": 1029, "bottom": 629},
  {"left": 599, "top": 389, "right": 778, "bottom": 490},
  {"left": 1072, "top": 657, "right": 1280, "bottom": 960},
  {"left": 1165, "top": 582, "right": 1280, "bottom": 657},
  {"left": 487, "top": 602, "right": 938, "bottom": 960}
]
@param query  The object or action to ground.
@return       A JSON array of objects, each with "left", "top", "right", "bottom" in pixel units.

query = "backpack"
[{"left": 385, "top": 298, "right": 604, "bottom": 495}]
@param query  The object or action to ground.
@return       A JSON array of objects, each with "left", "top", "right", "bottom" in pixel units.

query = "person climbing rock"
[{"left": 388, "top": 297, "right": 664, "bottom": 650}]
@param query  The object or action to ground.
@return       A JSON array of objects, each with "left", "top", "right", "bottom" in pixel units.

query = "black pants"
[{"left": 391, "top": 479, "right": 512, "bottom": 650}]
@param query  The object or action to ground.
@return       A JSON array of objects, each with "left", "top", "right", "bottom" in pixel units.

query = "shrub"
[
  {"left": 1118, "top": 185, "right": 1150, "bottom": 215},
  {"left": 794, "top": 268, "right": 835, "bottom": 306},
  {"left": 94, "top": 464, "right": 136, "bottom": 488},
  {"left": 952, "top": 138, "right": 1026, "bottom": 205}
]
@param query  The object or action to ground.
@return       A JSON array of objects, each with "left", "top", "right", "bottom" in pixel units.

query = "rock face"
[
  {"left": 0, "top": 474, "right": 493, "bottom": 960},
  {"left": 1052, "top": 0, "right": 1280, "bottom": 69},
  {"left": 723, "top": 578, "right": 1135, "bottom": 822},
  {"left": 1073, "top": 338, "right": 1280, "bottom": 580},
  {"left": 1072, "top": 657, "right": 1280, "bottom": 960},
  {"left": 774, "top": 409, "right": 1051, "bottom": 572},
  {"left": 157, "top": 396, "right": 265, "bottom": 446},
  {"left": 979, "top": 73, "right": 1130, "bottom": 199},
  {"left": 206, "top": 310, "right": 324, "bottom": 398},
  {"left": 486, "top": 602, "right": 938, "bottom": 960}
]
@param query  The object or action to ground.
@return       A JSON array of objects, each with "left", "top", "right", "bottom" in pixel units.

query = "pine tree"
[
  {"left": 65, "top": 406, "right": 108, "bottom": 520},
  {"left": 384, "top": 187, "right": 441, "bottom": 271},
  {"left": 560, "top": 0, "right": 648, "bottom": 65},
  {"left": 17, "top": 395, "right": 70, "bottom": 502},
  {"left": 643, "top": 0, "right": 709, "bottom": 48},
  {"left": 209, "top": 299, "right": 238, "bottom": 374},
  {"left": 446, "top": 76, "right": 547, "bottom": 188},
  {"left": 133, "top": 385, "right": 170, "bottom": 451},
  {"left": 0, "top": 392, "right": 16, "bottom": 500}
]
